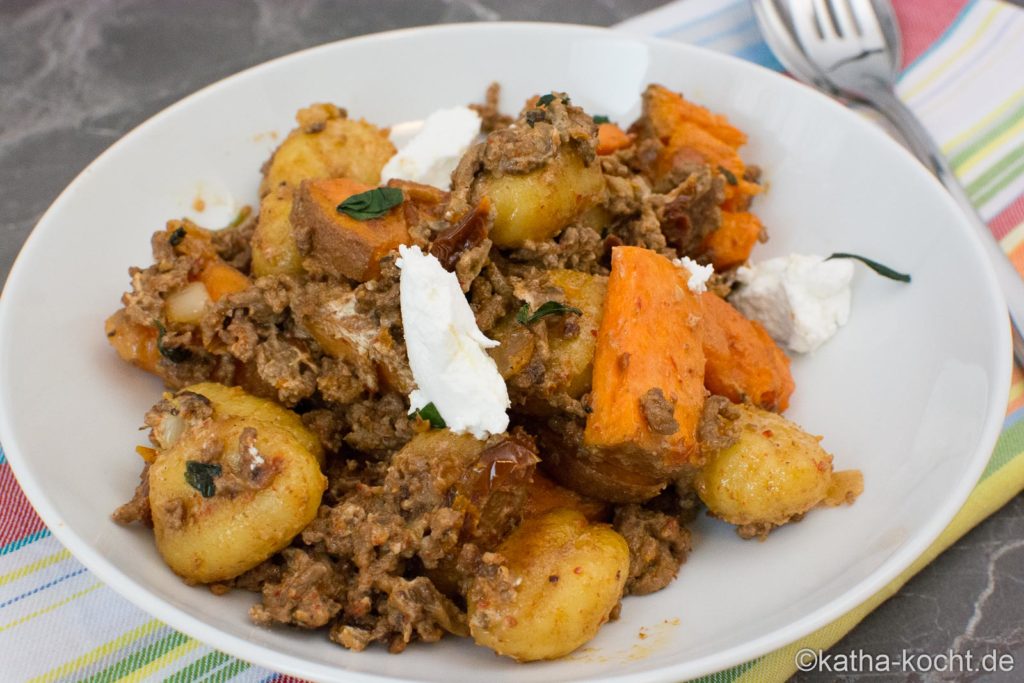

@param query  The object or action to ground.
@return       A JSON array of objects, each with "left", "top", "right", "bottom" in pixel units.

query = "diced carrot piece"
[
  {"left": 583, "top": 246, "right": 706, "bottom": 476},
  {"left": 700, "top": 292, "right": 794, "bottom": 412},
  {"left": 105, "top": 310, "right": 160, "bottom": 374},
  {"left": 291, "top": 177, "right": 411, "bottom": 282},
  {"left": 198, "top": 260, "right": 251, "bottom": 301},
  {"left": 700, "top": 210, "right": 763, "bottom": 270},
  {"left": 596, "top": 123, "right": 632, "bottom": 155}
]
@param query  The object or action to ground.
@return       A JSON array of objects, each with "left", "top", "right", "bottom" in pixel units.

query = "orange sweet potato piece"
[
  {"left": 596, "top": 123, "right": 632, "bottom": 155},
  {"left": 198, "top": 260, "right": 251, "bottom": 302},
  {"left": 700, "top": 291, "right": 794, "bottom": 412},
  {"left": 523, "top": 472, "right": 610, "bottom": 522},
  {"left": 583, "top": 246, "right": 706, "bottom": 477},
  {"left": 640, "top": 85, "right": 762, "bottom": 211},
  {"left": 105, "top": 310, "right": 159, "bottom": 374},
  {"left": 538, "top": 425, "right": 668, "bottom": 504},
  {"left": 644, "top": 84, "right": 747, "bottom": 149},
  {"left": 291, "top": 177, "right": 411, "bottom": 282},
  {"left": 700, "top": 210, "right": 763, "bottom": 270}
]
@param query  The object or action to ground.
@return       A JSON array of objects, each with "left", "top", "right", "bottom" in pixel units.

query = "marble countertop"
[{"left": 1, "top": 1, "right": 1021, "bottom": 680}]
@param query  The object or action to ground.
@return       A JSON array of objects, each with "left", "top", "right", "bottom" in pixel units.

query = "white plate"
[{"left": 0, "top": 22, "right": 1011, "bottom": 683}]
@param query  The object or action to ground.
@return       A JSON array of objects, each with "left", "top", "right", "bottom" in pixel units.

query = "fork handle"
[{"left": 867, "top": 85, "right": 1024, "bottom": 367}]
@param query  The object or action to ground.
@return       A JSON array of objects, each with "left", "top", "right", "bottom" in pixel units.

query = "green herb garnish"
[
  {"left": 827, "top": 253, "right": 911, "bottom": 283},
  {"left": 185, "top": 460, "right": 222, "bottom": 498},
  {"left": 516, "top": 301, "right": 584, "bottom": 325},
  {"left": 168, "top": 226, "right": 187, "bottom": 246},
  {"left": 413, "top": 402, "right": 446, "bottom": 429},
  {"left": 154, "top": 321, "right": 190, "bottom": 363},
  {"left": 592, "top": 115, "right": 610, "bottom": 124},
  {"left": 537, "top": 93, "right": 556, "bottom": 106},
  {"left": 718, "top": 166, "right": 738, "bottom": 186},
  {"left": 336, "top": 187, "right": 404, "bottom": 221}
]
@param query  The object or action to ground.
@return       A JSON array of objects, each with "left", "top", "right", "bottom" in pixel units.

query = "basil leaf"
[
  {"left": 185, "top": 460, "right": 222, "bottom": 498},
  {"left": 827, "top": 253, "right": 911, "bottom": 283},
  {"left": 154, "top": 321, "right": 191, "bottom": 363},
  {"left": 168, "top": 226, "right": 186, "bottom": 246},
  {"left": 516, "top": 301, "right": 584, "bottom": 325},
  {"left": 592, "top": 115, "right": 610, "bottom": 124},
  {"left": 718, "top": 166, "right": 738, "bottom": 186},
  {"left": 336, "top": 187, "right": 404, "bottom": 221},
  {"left": 413, "top": 402, "right": 446, "bottom": 429},
  {"left": 537, "top": 93, "right": 556, "bottom": 106}
]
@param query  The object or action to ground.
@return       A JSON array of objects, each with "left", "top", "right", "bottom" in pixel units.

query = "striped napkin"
[{"left": 2, "top": 0, "right": 1022, "bottom": 680}]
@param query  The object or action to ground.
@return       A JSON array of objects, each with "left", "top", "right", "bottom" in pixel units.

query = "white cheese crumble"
[
  {"left": 396, "top": 244, "right": 510, "bottom": 439},
  {"left": 247, "top": 445, "right": 265, "bottom": 470},
  {"left": 674, "top": 256, "right": 714, "bottom": 293},
  {"left": 729, "top": 254, "right": 855, "bottom": 354},
  {"left": 381, "top": 106, "right": 481, "bottom": 190}
]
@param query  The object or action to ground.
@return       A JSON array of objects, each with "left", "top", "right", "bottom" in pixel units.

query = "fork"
[{"left": 753, "top": 0, "right": 1024, "bottom": 366}]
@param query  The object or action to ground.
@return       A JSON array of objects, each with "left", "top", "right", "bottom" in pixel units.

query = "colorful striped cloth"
[{"left": 2, "top": 0, "right": 1023, "bottom": 680}]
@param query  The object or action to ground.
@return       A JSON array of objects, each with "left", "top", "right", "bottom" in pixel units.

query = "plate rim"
[{"left": 0, "top": 20, "right": 1012, "bottom": 683}]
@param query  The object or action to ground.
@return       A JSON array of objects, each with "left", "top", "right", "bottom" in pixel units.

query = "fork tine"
[
  {"left": 846, "top": 0, "right": 888, "bottom": 46},
  {"left": 812, "top": 0, "right": 838, "bottom": 38},
  {"left": 828, "top": 0, "right": 861, "bottom": 37},
  {"left": 790, "top": 0, "right": 825, "bottom": 44}
]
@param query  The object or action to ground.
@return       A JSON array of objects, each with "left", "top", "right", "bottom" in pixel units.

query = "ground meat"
[
  {"left": 215, "top": 427, "right": 281, "bottom": 497},
  {"left": 468, "top": 261, "right": 515, "bottom": 334},
  {"left": 251, "top": 548, "right": 347, "bottom": 628},
  {"left": 505, "top": 225, "right": 606, "bottom": 275},
  {"left": 331, "top": 576, "right": 467, "bottom": 653},
  {"left": 659, "top": 167, "right": 724, "bottom": 258},
  {"left": 341, "top": 392, "right": 414, "bottom": 457},
  {"left": 640, "top": 388, "right": 679, "bottom": 435},
  {"left": 112, "top": 463, "right": 152, "bottom": 527},
  {"left": 613, "top": 504, "right": 692, "bottom": 595},
  {"left": 469, "top": 82, "right": 513, "bottom": 134},
  {"left": 255, "top": 335, "right": 319, "bottom": 406},
  {"left": 301, "top": 408, "right": 347, "bottom": 454},
  {"left": 698, "top": 395, "right": 741, "bottom": 456},
  {"left": 210, "top": 212, "right": 256, "bottom": 269},
  {"left": 121, "top": 258, "right": 191, "bottom": 328},
  {"left": 160, "top": 498, "right": 186, "bottom": 532}
]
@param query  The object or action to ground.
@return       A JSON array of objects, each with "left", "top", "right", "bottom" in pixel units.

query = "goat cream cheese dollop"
[
  {"left": 381, "top": 106, "right": 481, "bottom": 190},
  {"left": 730, "top": 254, "right": 854, "bottom": 354},
  {"left": 396, "top": 244, "right": 510, "bottom": 439},
  {"left": 674, "top": 256, "right": 714, "bottom": 293}
]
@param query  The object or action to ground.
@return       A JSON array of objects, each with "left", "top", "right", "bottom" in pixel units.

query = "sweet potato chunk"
[
  {"left": 584, "top": 247, "right": 705, "bottom": 477},
  {"left": 596, "top": 123, "right": 632, "bottom": 155},
  {"left": 701, "top": 292, "right": 794, "bottom": 412},
  {"left": 197, "top": 260, "right": 250, "bottom": 302},
  {"left": 523, "top": 472, "right": 610, "bottom": 522},
  {"left": 635, "top": 84, "right": 761, "bottom": 207},
  {"left": 700, "top": 210, "right": 763, "bottom": 270},
  {"left": 292, "top": 178, "right": 410, "bottom": 282},
  {"left": 539, "top": 424, "right": 667, "bottom": 504}
]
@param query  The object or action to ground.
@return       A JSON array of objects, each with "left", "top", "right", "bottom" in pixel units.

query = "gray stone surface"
[{"left": 1, "top": 1, "right": 1021, "bottom": 680}]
